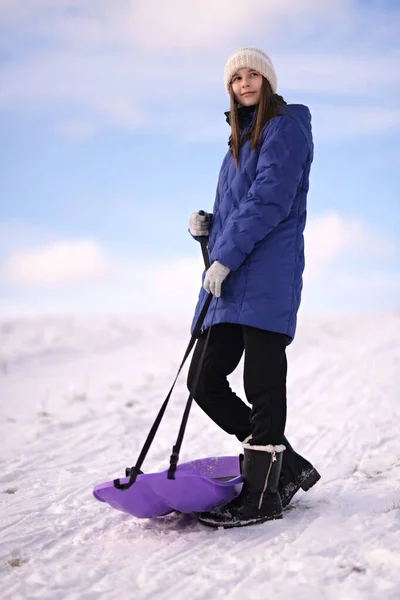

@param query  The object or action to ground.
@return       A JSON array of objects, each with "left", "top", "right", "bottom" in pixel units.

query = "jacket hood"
[{"left": 280, "top": 104, "right": 312, "bottom": 142}]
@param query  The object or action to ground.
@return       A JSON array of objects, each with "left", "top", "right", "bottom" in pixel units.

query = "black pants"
[{"left": 187, "top": 323, "right": 288, "bottom": 446}]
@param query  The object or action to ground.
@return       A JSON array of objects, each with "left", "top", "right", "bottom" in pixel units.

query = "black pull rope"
[
  {"left": 113, "top": 291, "right": 212, "bottom": 490},
  {"left": 114, "top": 225, "right": 213, "bottom": 491},
  {"left": 167, "top": 233, "right": 214, "bottom": 478},
  {"left": 199, "top": 234, "right": 210, "bottom": 270},
  {"left": 167, "top": 297, "right": 218, "bottom": 479}
]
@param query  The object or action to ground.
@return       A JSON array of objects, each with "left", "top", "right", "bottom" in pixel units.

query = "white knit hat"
[{"left": 224, "top": 46, "right": 277, "bottom": 94}]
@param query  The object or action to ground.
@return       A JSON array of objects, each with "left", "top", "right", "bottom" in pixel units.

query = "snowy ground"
[{"left": 1, "top": 312, "right": 399, "bottom": 600}]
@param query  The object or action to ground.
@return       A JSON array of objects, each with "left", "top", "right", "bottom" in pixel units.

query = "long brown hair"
[{"left": 229, "top": 77, "right": 286, "bottom": 166}]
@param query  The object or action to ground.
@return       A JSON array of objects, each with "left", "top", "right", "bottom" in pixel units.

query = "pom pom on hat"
[{"left": 224, "top": 47, "right": 277, "bottom": 94}]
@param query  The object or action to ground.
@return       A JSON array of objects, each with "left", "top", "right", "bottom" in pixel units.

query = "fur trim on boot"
[{"left": 243, "top": 436, "right": 321, "bottom": 508}]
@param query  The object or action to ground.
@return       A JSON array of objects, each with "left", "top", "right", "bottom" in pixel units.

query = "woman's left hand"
[{"left": 204, "top": 261, "right": 231, "bottom": 297}]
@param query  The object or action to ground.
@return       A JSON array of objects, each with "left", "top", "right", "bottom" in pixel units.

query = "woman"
[{"left": 187, "top": 47, "right": 320, "bottom": 528}]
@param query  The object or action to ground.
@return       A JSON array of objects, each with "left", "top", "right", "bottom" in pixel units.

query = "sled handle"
[{"left": 198, "top": 210, "right": 210, "bottom": 270}]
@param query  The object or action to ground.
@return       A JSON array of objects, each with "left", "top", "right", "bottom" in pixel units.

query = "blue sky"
[{"left": 0, "top": 0, "right": 399, "bottom": 317}]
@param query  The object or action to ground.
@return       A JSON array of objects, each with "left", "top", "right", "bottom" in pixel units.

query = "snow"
[{"left": 1, "top": 312, "right": 399, "bottom": 600}]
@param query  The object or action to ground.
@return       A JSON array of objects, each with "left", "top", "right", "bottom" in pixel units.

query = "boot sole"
[{"left": 198, "top": 513, "right": 282, "bottom": 529}]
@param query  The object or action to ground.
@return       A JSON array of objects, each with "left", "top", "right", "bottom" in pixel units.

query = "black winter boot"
[
  {"left": 240, "top": 437, "right": 321, "bottom": 508},
  {"left": 279, "top": 438, "right": 320, "bottom": 508},
  {"left": 198, "top": 444, "right": 285, "bottom": 528}
]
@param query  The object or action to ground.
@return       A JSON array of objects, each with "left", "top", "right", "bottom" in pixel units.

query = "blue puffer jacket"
[{"left": 191, "top": 103, "right": 313, "bottom": 343}]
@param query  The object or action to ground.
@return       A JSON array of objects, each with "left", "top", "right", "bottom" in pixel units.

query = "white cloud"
[
  {"left": 304, "top": 211, "right": 397, "bottom": 282},
  {"left": 0, "top": 250, "right": 204, "bottom": 316},
  {"left": 127, "top": 0, "right": 344, "bottom": 50},
  {"left": 0, "top": 0, "right": 399, "bottom": 139},
  {"left": 1, "top": 240, "right": 114, "bottom": 285},
  {"left": 0, "top": 230, "right": 203, "bottom": 311},
  {"left": 135, "top": 255, "right": 202, "bottom": 297},
  {"left": 0, "top": 0, "right": 347, "bottom": 49},
  {"left": 111, "top": 255, "right": 204, "bottom": 315},
  {"left": 312, "top": 106, "right": 400, "bottom": 141},
  {"left": 302, "top": 268, "right": 400, "bottom": 314},
  {"left": 54, "top": 118, "right": 97, "bottom": 139},
  {"left": 278, "top": 52, "right": 400, "bottom": 97},
  {"left": 0, "top": 220, "right": 57, "bottom": 254},
  {"left": 0, "top": 52, "right": 145, "bottom": 128},
  {"left": 0, "top": 212, "right": 398, "bottom": 315}
]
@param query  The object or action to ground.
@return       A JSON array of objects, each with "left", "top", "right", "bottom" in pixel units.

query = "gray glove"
[
  {"left": 204, "top": 261, "right": 231, "bottom": 297},
  {"left": 189, "top": 212, "right": 209, "bottom": 237}
]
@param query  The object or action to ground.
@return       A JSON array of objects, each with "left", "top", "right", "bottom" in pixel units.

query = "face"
[{"left": 230, "top": 67, "right": 262, "bottom": 106}]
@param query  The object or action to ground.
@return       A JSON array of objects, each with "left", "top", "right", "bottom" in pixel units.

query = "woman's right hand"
[{"left": 188, "top": 212, "right": 209, "bottom": 237}]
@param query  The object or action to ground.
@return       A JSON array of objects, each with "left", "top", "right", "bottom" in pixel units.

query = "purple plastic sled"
[{"left": 93, "top": 456, "right": 243, "bottom": 518}]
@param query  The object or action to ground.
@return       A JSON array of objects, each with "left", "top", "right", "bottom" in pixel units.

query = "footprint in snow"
[
  {"left": 6, "top": 555, "right": 26, "bottom": 568},
  {"left": 125, "top": 400, "right": 138, "bottom": 408},
  {"left": 69, "top": 393, "right": 88, "bottom": 403},
  {"left": 37, "top": 411, "right": 51, "bottom": 419}
]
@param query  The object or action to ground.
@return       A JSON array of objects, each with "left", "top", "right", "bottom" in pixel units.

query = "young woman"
[{"left": 187, "top": 47, "right": 320, "bottom": 528}]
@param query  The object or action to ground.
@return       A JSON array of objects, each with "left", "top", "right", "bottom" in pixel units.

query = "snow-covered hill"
[{"left": 1, "top": 313, "right": 399, "bottom": 599}]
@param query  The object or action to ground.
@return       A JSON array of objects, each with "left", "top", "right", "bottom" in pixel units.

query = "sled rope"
[
  {"left": 114, "top": 237, "right": 215, "bottom": 490},
  {"left": 167, "top": 298, "right": 218, "bottom": 479}
]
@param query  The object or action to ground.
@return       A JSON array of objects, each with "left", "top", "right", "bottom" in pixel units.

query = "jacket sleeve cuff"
[{"left": 210, "top": 244, "right": 245, "bottom": 272}]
